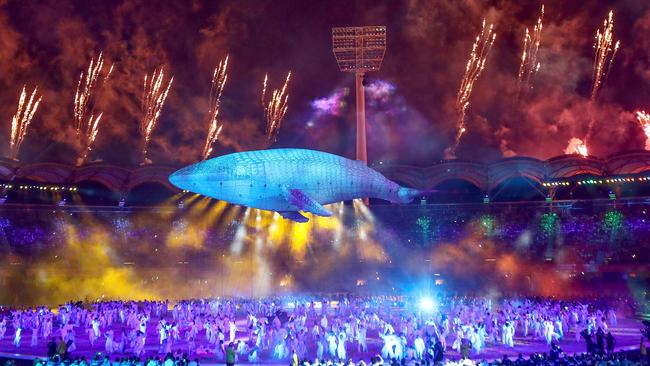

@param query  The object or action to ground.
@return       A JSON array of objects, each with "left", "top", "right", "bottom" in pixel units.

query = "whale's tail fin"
[{"left": 393, "top": 187, "right": 429, "bottom": 203}]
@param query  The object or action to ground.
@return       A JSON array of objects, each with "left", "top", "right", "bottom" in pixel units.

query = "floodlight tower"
[{"left": 332, "top": 26, "right": 386, "bottom": 165}]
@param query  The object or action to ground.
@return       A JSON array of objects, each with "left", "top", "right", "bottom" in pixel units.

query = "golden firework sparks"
[
  {"left": 636, "top": 111, "right": 650, "bottom": 150},
  {"left": 591, "top": 11, "right": 620, "bottom": 101},
  {"left": 584, "top": 11, "right": 620, "bottom": 148},
  {"left": 261, "top": 73, "right": 268, "bottom": 110},
  {"left": 517, "top": 5, "right": 544, "bottom": 99},
  {"left": 9, "top": 86, "right": 42, "bottom": 160},
  {"left": 74, "top": 52, "right": 113, "bottom": 165},
  {"left": 446, "top": 19, "right": 496, "bottom": 159},
  {"left": 202, "top": 55, "right": 229, "bottom": 160},
  {"left": 141, "top": 66, "right": 173, "bottom": 163},
  {"left": 262, "top": 71, "right": 291, "bottom": 144}
]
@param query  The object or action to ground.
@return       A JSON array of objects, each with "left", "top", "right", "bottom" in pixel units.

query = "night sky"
[{"left": 1, "top": 0, "right": 650, "bottom": 167}]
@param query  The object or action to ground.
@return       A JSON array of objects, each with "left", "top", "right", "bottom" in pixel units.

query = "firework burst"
[
  {"left": 74, "top": 52, "right": 114, "bottom": 165},
  {"left": 564, "top": 137, "right": 588, "bottom": 157},
  {"left": 9, "top": 86, "right": 42, "bottom": 160},
  {"left": 584, "top": 11, "right": 620, "bottom": 150},
  {"left": 141, "top": 67, "right": 173, "bottom": 163},
  {"left": 262, "top": 72, "right": 291, "bottom": 144},
  {"left": 636, "top": 111, "right": 650, "bottom": 150},
  {"left": 516, "top": 5, "right": 544, "bottom": 99},
  {"left": 445, "top": 20, "right": 496, "bottom": 159},
  {"left": 202, "top": 55, "right": 229, "bottom": 160}
]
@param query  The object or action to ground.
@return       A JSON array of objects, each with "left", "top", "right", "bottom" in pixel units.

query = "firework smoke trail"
[
  {"left": 74, "top": 52, "right": 114, "bottom": 165},
  {"left": 9, "top": 86, "right": 42, "bottom": 160},
  {"left": 636, "top": 111, "right": 650, "bottom": 150},
  {"left": 516, "top": 5, "right": 544, "bottom": 100},
  {"left": 445, "top": 20, "right": 496, "bottom": 159},
  {"left": 141, "top": 67, "right": 174, "bottom": 163},
  {"left": 262, "top": 72, "right": 291, "bottom": 144},
  {"left": 202, "top": 55, "right": 229, "bottom": 160},
  {"left": 584, "top": 11, "right": 620, "bottom": 149}
]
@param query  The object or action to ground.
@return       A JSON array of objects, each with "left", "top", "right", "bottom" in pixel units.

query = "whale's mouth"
[
  {"left": 168, "top": 173, "right": 183, "bottom": 190},
  {"left": 169, "top": 165, "right": 197, "bottom": 190}
]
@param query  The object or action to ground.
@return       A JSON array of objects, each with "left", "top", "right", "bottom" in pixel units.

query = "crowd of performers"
[
  {"left": 14, "top": 351, "right": 650, "bottom": 366},
  {"left": 0, "top": 296, "right": 629, "bottom": 364}
]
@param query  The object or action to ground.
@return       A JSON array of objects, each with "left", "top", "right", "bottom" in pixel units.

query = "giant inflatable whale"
[{"left": 169, "top": 148, "right": 423, "bottom": 222}]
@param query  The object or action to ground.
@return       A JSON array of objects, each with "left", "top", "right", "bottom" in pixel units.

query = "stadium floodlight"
[{"left": 332, "top": 26, "right": 386, "bottom": 165}]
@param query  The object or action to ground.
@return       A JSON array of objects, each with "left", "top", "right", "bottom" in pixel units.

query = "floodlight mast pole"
[
  {"left": 333, "top": 26, "right": 386, "bottom": 205},
  {"left": 332, "top": 26, "right": 386, "bottom": 166},
  {"left": 355, "top": 71, "right": 367, "bottom": 164}
]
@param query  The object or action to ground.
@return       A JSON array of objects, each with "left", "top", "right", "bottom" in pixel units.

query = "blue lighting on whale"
[{"left": 169, "top": 148, "right": 423, "bottom": 222}]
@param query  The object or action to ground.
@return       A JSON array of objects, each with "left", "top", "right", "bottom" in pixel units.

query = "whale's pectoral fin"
[
  {"left": 278, "top": 211, "right": 310, "bottom": 223},
  {"left": 282, "top": 187, "right": 333, "bottom": 217}
]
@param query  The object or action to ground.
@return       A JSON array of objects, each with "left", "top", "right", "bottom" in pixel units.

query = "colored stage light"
[{"left": 419, "top": 297, "right": 435, "bottom": 312}]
